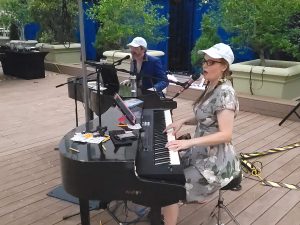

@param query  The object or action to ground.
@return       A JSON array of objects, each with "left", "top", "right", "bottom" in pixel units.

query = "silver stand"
[{"left": 130, "top": 75, "right": 137, "bottom": 97}]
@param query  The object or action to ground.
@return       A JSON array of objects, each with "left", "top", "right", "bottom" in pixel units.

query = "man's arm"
[{"left": 152, "top": 57, "right": 169, "bottom": 91}]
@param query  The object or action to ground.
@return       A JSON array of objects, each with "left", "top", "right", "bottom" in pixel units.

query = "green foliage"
[
  {"left": 221, "top": 0, "right": 300, "bottom": 61},
  {"left": 199, "top": 0, "right": 300, "bottom": 61},
  {"left": 0, "top": 0, "right": 32, "bottom": 40},
  {"left": 28, "top": 0, "right": 78, "bottom": 44},
  {"left": 86, "top": 0, "right": 168, "bottom": 51},
  {"left": 38, "top": 31, "right": 55, "bottom": 43},
  {"left": 191, "top": 14, "right": 221, "bottom": 66}
]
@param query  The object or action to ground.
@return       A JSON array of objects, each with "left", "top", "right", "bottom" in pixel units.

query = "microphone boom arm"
[
  {"left": 171, "top": 73, "right": 201, "bottom": 99},
  {"left": 113, "top": 55, "right": 130, "bottom": 66}
]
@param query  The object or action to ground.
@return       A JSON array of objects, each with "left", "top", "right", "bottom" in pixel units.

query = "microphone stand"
[
  {"left": 87, "top": 62, "right": 109, "bottom": 138},
  {"left": 56, "top": 60, "right": 112, "bottom": 132},
  {"left": 95, "top": 66, "right": 108, "bottom": 135},
  {"left": 56, "top": 72, "right": 98, "bottom": 127},
  {"left": 130, "top": 60, "right": 138, "bottom": 97},
  {"left": 74, "top": 80, "right": 78, "bottom": 127},
  {"left": 96, "top": 66, "right": 102, "bottom": 130}
]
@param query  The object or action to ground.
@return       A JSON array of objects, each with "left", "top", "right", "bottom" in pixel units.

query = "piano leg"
[
  {"left": 79, "top": 199, "right": 91, "bottom": 225},
  {"left": 149, "top": 206, "right": 163, "bottom": 225}
]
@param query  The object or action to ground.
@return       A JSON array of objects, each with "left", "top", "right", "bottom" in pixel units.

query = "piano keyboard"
[
  {"left": 136, "top": 109, "right": 185, "bottom": 184},
  {"left": 153, "top": 110, "right": 180, "bottom": 165}
]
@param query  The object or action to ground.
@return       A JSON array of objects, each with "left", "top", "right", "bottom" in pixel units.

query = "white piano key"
[{"left": 164, "top": 110, "right": 180, "bottom": 165}]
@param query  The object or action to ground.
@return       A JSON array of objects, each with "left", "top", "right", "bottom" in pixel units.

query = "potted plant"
[
  {"left": 0, "top": 0, "right": 32, "bottom": 41},
  {"left": 29, "top": 0, "right": 80, "bottom": 64},
  {"left": 85, "top": 0, "right": 168, "bottom": 67},
  {"left": 197, "top": 0, "right": 300, "bottom": 99}
]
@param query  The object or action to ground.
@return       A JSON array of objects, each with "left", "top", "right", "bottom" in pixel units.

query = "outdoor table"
[{"left": 0, "top": 50, "right": 48, "bottom": 79}]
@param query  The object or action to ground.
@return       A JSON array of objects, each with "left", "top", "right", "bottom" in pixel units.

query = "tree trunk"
[
  {"left": 259, "top": 48, "right": 266, "bottom": 66},
  {"left": 18, "top": 26, "right": 25, "bottom": 41},
  {"left": 9, "top": 23, "right": 19, "bottom": 40}
]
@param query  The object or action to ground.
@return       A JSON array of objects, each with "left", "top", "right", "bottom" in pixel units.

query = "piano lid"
[{"left": 59, "top": 106, "right": 141, "bottom": 162}]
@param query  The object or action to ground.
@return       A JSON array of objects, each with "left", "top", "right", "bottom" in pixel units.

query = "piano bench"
[{"left": 206, "top": 172, "right": 242, "bottom": 225}]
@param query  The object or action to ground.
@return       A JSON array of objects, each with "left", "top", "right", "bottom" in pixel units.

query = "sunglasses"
[{"left": 202, "top": 59, "right": 223, "bottom": 66}]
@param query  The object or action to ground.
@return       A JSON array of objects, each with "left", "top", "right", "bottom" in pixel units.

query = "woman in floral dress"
[{"left": 162, "top": 43, "right": 241, "bottom": 225}]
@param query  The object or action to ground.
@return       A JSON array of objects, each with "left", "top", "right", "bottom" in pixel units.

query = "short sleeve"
[{"left": 214, "top": 86, "right": 239, "bottom": 113}]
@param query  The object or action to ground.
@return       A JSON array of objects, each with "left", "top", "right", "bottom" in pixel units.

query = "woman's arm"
[
  {"left": 166, "top": 109, "right": 234, "bottom": 151},
  {"left": 183, "top": 117, "right": 197, "bottom": 125},
  {"left": 164, "top": 115, "right": 196, "bottom": 136},
  {"left": 190, "top": 109, "right": 234, "bottom": 145}
]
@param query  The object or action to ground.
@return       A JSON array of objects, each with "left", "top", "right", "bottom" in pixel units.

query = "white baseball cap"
[
  {"left": 198, "top": 43, "right": 234, "bottom": 65},
  {"left": 127, "top": 37, "right": 147, "bottom": 48}
]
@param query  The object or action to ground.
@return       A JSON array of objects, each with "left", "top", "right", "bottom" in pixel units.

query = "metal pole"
[{"left": 77, "top": 0, "right": 90, "bottom": 123}]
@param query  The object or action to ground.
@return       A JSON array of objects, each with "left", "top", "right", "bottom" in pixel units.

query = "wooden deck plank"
[
  {"left": 0, "top": 197, "right": 63, "bottom": 225},
  {"left": 227, "top": 155, "right": 300, "bottom": 225},
  {"left": 276, "top": 202, "right": 300, "bottom": 225},
  {"left": 252, "top": 181, "right": 300, "bottom": 225},
  {"left": 0, "top": 72, "right": 299, "bottom": 225},
  {"left": 224, "top": 148, "right": 300, "bottom": 225}
]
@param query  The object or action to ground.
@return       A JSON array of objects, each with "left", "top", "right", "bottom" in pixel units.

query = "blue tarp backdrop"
[
  {"left": 24, "top": 23, "right": 40, "bottom": 40},
  {"left": 24, "top": 0, "right": 254, "bottom": 72}
]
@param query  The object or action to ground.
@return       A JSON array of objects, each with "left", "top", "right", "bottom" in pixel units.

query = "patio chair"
[
  {"left": 204, "top": 172, "right": 242, "bottom": 225},
  {"left": 279, "top": 98, "right": 300, "bottom": 126}
]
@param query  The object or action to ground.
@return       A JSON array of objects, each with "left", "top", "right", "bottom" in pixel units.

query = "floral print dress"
[{"left": 181, "top": 81, "right": 241, "bottom": 202}]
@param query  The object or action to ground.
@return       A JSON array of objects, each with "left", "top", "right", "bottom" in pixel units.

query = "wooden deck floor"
[{"left": 0, "top": 72, "right": 299, "bottom": 225}]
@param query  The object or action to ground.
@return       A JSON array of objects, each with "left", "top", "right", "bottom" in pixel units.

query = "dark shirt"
[{"left": 131, "top": 54, "right": 169, "bottom": 93}]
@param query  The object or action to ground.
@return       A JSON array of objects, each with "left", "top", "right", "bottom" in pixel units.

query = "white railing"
[{"left": 0, "top": 27, "right": 9, "bottom": 37}]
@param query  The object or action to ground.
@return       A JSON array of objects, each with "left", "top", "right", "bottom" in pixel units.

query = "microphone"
[
  {"left": 113, "top": 55, "right": 130, "bottom": 66},
  {"left": 130, "top": 59, "right": 138, "bottom": 97},
  {"left": 85, "top": 60, "right": 112, "bottom": 68},
  {"left": 172, "top": 73, "right": 201, "bottom": 99}
]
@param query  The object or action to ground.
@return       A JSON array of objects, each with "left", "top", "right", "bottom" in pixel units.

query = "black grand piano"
[{"left": 60, "top": 72, "right": 185, "bottom": 225}]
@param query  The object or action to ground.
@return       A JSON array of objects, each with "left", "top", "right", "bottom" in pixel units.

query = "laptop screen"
[{"left": 114, "top": 93, "right": 136, "bottom": 125}]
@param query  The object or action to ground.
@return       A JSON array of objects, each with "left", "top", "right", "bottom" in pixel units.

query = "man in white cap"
[{"left": 126, "top": 36, "right": 168, "bottom": 96}]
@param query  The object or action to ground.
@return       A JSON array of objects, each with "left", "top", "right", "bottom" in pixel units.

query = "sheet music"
[{"left": 87, "top": 81, "right": 107, "bottom": 91}]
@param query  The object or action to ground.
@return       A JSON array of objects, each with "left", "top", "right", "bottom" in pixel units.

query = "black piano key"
[
  {"left": 154, "top": 143, "right": 166, "bottom": 148},
  {"left": 154, "top": 155, "right": 169, "bottom": 160},
  {"left": 154, "top": 152, "right": 169, "bottom": 157},
  {"left": 155, "top": 158, "right": 171, "bottom": 165},
  {"left": 154, "top": 146, "right": 167, "bottom": 150}
]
